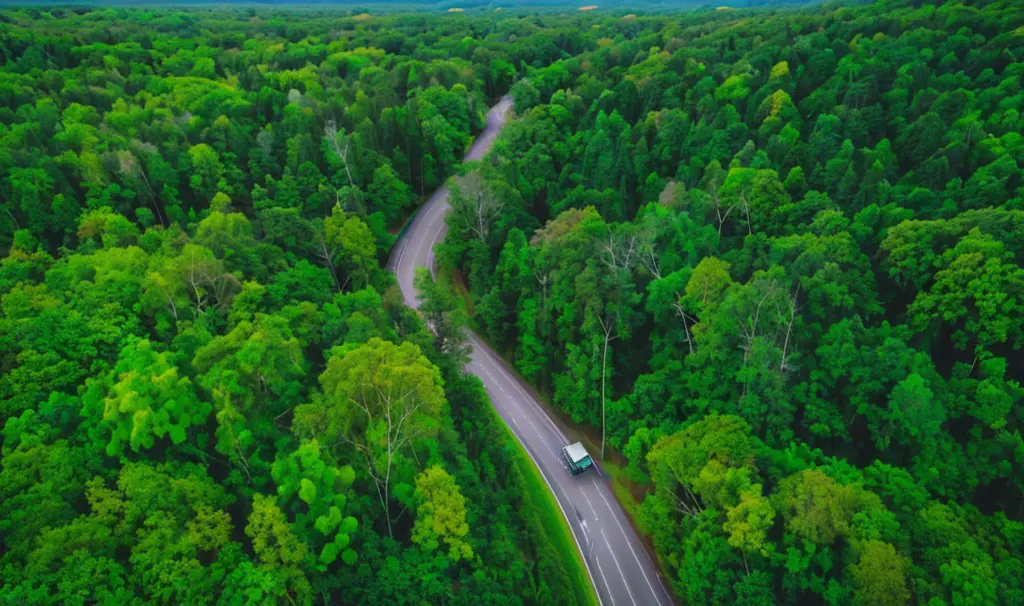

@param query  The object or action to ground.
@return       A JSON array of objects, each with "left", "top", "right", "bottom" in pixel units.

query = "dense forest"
[
  {"left": 437, "top": 0, "right": 1024, "bottom": 605},
  {"left": 1, "top": 1, "right": 1022, "bottom": 605},
  {"left": 0, "top": 6, "right": 601, "bottom": 605}
]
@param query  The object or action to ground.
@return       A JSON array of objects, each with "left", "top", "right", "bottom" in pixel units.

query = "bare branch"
[
  {"left": 740, "top": 191, "right": 752, "bottom": 236},
  {"left": 325, "top": 119, "right": 355, "bottom": 188},
  {"left": 779, "top": 283, "right": 799, "bottom": 373},
  {"left": 739, "top": 278, "right": 778, "bottom": 362},
  {"left": 709, "top": 180, "right": 736, "bottom": 239},
  {"left": 454, "top": 172, "right": 503, "bottom": 241},
  {"left": 315, "top": 229, "right": 342, "bottom": 292},
  {"left": 671, "top": 301, "right": 696, "bottom": 355},
  {"left": 600, "top": 232, "right": 640, "bottom": 272}
]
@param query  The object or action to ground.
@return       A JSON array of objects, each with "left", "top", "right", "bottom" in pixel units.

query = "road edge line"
[{"left": 489, "top": 403, "right": 604, "bottom": 606}]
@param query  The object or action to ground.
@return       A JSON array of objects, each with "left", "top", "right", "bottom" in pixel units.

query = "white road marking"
[
  {"left": 602, "top": 529, "right": 638, "bottom": 606},
  {"left": 595, "top": 481, "right": 666, "bottom": 606},
  {"left": 472, "top": 334, "right": 568, "bottom": 442},
  {"left": 392, "top": 237, "right": 409, "bottom": 275},
  {"left": 471, "top": 329, "right": 671, "bottom": 606},
  {"left": 593, "top": 549, "right": 613, "bottom": 605},
  {"left": 477, "top": 362, "right": 562, "bottom": 462},
  {"left": 579, "top": 485, "right": 600, "bottom": 521},
  {"left": 393, "top": 97, "right": 660, "bottom": 606},
  {"left": 499, "top": 393, "right": 604, "bottom": 606}
]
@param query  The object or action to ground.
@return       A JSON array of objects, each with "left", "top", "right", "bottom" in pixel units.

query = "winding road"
[{"left": 388, "top": 97, "right": 674, "bottom": 606}]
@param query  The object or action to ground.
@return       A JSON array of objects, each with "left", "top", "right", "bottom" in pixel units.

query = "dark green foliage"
[
  {"left": 439, "top": 1, "right": 1024, "bottom": 604},
  {"left": 0, "top": 7, "right": 597, "bottom": 604},
  {"left": 3, "top": 2, "right": 1024, "bottom": 604}
]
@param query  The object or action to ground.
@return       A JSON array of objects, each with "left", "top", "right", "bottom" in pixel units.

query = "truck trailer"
[{"left": 561, "top": 441, "right": 594, "bottom": 476}]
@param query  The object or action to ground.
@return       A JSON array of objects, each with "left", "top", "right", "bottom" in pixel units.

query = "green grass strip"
[{"left": 488, "top": 404, "right": 601, "bottom": 606}]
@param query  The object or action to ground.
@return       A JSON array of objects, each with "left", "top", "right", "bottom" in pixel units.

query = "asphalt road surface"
[{"left": 388, "top": 97, "right": 674, "bottom": 606}]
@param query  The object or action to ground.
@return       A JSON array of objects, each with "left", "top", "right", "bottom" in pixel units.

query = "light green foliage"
[
  {"left": 647, "top": 414, "right": 757, "bottom": 510},
  {"left": 4, "top": 3, "right": 1024, "bottom": 605},
  {"left": 774, "top": 470, "right": 858, "bottom": 545},
  {"left": 440, "top": 4, "right": 1024, "bottom": 601},
  {"left": 850, "top": 541, "right": 910, "bottom": 606},
  {"left": 77, "top": 207, "right": 140, "bottom": 249},
  {"left": 187, "top": 143, "right": 224, "bottom": 200},
  {"left": 19, "top": 462, "right": 234, "bottom": 603},
  {"left": 716, "top": 75, "right": 751, "bottom": 102},
  {"left": 0, "top": 8, "right": 596, "bottom": 602},
  {"left": 723, "top": 486, "right": 775, "bottom": 556},
  {"left": 317, "top": 338, "right": 447, "bottom": 535},
  {"left": 684, "top": 256, "right": 734, "bottom": 320},
  {"left": 321, "top": 205, "right": 378, "bottom": 292},
  {"left": 245, "top": 493, "right": 311, "bottom": 602},
  {"left": 88, "top": 338, "right": 211, "bottom": 457},
  {"left": 194, "top": 209, "right": 255, "bottom": 261},
  {"left": 411, "top": 465, "right": 473, "bottom": 562},
  {"left": 271, "top": 440, "right": 358, "bottom": 568}
]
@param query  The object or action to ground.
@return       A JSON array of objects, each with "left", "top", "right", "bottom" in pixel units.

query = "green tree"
[
  {"left": 317, "top": 206, "right": 377, "bottom": 292},
  {"left": 367, "top": 163, "right": 411, "bottom": 222},
  {"left": 85, "top": 338, "right": 210, "bottom": 457},
  {"left": 411, "top": 465, "right": 473, "bottom": 562},
  {"left": 414, "top": 267, "right": 470, "bottom": 364},
  {"left": 271, "top": 440, "right": 359, "bottom": 569},
  {"left": 245, "top": 493, "right": 311, "bottom": 603},
  {"left": 773, "top": 470, "right": 856, "bottom": 545},
  {"left": 849, "top": 541, "right": 910, "bottom": 606},
  {"left": 315, "top": 338, "right": 447, "bottom": 537},
  {"left": 187, "top": 143, "right": 225, "bottom": 201}
]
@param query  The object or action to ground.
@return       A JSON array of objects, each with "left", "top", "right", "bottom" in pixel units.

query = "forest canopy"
[
  {"left": 436, "top": 0, "right": 1024, "bottom": 604},
  {"left": 2, "top": 1, "right": 1023, "bottom": 605},
  {"left": 0, "top": 6, "right": 598, "bottom": 604}
]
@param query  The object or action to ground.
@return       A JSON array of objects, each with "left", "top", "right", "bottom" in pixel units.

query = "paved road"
[{"left": 388, "top": 97, "right": 674, "bottom": 606}]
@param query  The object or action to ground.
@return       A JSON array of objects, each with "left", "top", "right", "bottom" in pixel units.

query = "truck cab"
[{"left": 561, "top": 442, "right": 594, "bottom": 476}]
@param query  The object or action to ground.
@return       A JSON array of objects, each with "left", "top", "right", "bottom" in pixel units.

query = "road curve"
[{"left": 388, "top": 97, "right": 674, "bottom": 606}]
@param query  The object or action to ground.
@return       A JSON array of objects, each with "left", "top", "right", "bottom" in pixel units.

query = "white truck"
[{"left": 561, "top": 441, "right": 594, "bottom": 476}]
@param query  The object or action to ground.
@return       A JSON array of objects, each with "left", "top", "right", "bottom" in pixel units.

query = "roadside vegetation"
[
  {"left": 2, "top": 1, "right": 1023, "bottom": 605},
  {"left": 438, "top": 1, "right": 1024, "bottom": 604},
  {"left": 0, "top": 7, "right": 594, "bottom": 604}
]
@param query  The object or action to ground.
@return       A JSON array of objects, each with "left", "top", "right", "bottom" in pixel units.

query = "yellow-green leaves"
[
  {"left": 850, "top": 541, "right": 911, "bottom": 606},
  {"left": 412, "top": 465, "right": 473, "bottom": 562},
  {"left": 773, "top": 470, "right": 857, "bottom": 545},
  {"left": 319, "top": 338, "right": 446, "bottom": 536},
  {"left": 723, "top": 487, "right": 775, "bottom": 557}
]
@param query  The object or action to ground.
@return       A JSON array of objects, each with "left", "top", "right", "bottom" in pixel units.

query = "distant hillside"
[{"left": 0, "top": 0, "right": 828, "bottom": 10}]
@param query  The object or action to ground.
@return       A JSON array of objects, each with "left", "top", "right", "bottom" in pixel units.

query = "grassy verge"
[
  {"left": 435, "top": 265, "right": 475, "bottom": 317},
  {"left": 489, "top": 404, "right": 601, "bottom": 606},
  {"left": 598, "top": 460, "right": 643, "bottom": 518},
  {"left": 467, "top": 330, "right": 672, "bottom": 599}
]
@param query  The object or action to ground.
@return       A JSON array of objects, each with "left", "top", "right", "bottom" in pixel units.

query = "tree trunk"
[
  {"left": 136, "top": 166, "right": 168, "bottom": 227},
  {"left": 317, "top": 231, "right": 342, "bottom": 292},
  {"left": 3, "top": 206, "right": 20, "bottom": 230},
  {"left": 384, "top": 397, "right": 395, "bottom": 538},
  {"left": 601, "top": 325, "right": 611, "bottom": 459},
  {"left": 164, "top": 289, "right": 178, "bottom": 322}
]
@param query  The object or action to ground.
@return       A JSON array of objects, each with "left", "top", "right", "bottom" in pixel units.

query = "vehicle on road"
[{"left": 561, "top": 442, "right": 594, "bottom": 476}]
